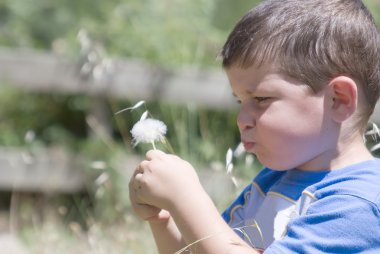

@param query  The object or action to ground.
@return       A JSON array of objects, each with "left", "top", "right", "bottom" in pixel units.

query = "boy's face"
[{"left": 226, "top": 64, "right": 338, "bottom": 171}]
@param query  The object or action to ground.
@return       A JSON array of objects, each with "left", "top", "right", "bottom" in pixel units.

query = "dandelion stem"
[
  {"left": 162, "top": 137, "right": 175, "bottom": 154},
  {"left": 151, "top": 141, "right": 157, "bottom": 150}
]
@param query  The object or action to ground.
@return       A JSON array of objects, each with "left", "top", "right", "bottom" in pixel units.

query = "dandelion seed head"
[{"left": 130, "top": 118, "right": 167, "bottom": 146}]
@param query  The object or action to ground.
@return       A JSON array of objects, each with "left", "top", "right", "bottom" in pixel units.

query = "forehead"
[
  {"left": 225, "top": 64, "right": 312, "bottom": 94},
  {"left": 226, "top": 64, "right": 280, "bottom": 90}
]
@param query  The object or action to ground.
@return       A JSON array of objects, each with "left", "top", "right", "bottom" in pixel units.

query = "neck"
[
  {"left": 300, "top": 131, "right": 373, "bottom": 171},
  {"left": 328, "top": 132, "right": 373, "bottom": 170}
]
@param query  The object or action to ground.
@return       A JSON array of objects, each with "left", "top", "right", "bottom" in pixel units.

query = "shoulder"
[
  {"left": 308, "top": 159, "right": 380, "bottom": 208},
  {"left": 266, "top": 194, "right": 380, "bottom": 253},
  {"left": 264, "top": 160, "right": 380, "bottom": 253}
]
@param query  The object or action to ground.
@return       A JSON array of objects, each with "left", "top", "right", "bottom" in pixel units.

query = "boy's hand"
[
  {"left": 130, "top": 149, "right": 204, "bottom": 211},
  {"left": 129, "top": 168, "right": 171, "bottom": 222}
]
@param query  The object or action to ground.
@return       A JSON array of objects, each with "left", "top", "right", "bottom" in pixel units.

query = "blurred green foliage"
[
  {"left": 0, "top": 86, "right": 88, "bottom": 146},
  {"left": 0, "top": 0, "right": 261, "bottom": 67},
  {"left": 364, "top": 0, "right": 380, "bottom": 25}
]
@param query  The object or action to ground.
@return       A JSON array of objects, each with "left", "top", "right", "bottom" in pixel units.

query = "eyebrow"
[{"left": 232, "top": 90, "right": 256, "bottom": 97}]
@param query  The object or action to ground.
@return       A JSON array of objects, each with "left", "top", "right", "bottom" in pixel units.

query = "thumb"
[
  {"left": 135, "top": 203, "right": 163, "bottom": 221},
  {"left": 146, "top": 209, "right": 171, "bottom": 222}
]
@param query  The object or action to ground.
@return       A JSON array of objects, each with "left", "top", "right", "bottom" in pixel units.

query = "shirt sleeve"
[
  {"left": 222, "top": 183, "right": 253, "bottom": 226},
  {"left": 222, "top": 168, "right": 285, "bottom": 226},
  {"left": 265, "top": 194, "right": 380, "bottom": 253}
]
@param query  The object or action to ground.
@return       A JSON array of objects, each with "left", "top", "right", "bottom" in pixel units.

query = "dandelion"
[{"left": 130, "top": 118, "right": 167, "bottom": 149}]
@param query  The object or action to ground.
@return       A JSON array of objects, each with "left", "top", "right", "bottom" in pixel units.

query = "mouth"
[{"left": 242, "top": 141, "right": 255, "bottom": 151}]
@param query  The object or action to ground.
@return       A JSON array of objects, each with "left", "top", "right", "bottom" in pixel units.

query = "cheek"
[{"left": 258, "top": 101, "right": 326, "bottom": 145}]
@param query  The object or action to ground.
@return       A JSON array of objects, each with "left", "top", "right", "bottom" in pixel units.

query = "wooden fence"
[{"left": 0, "top": 47, "right": 236, "bottom": 110}]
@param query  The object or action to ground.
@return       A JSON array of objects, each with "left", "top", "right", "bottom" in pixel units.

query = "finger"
[
  {"left": 129, "top": 190, "right": 158, "bottom": 220},
  {"left": 146, "top": 149, "right": 166, "bottom": 160},
  {"left": 135, "top": 204, "right": 162, "bottom": 220},
  {"left": 129, "top": 166, "right": 143, "bottom": 189},
  {"left": 134, "top": 172, "right": 144, "bottom": 183},
  {"left": 148, "top": 209, "right": 171, "bottom": 221},
  {"left": 129, "top": 164, "right": 142, "bottom": 186},
  {"left": 129, "top": 164, "right": 144, "bottom": 191},
  {"left": 129, "top": 180, "right": 145, "bottom": 205},
  {"left": 131, "top": 172, "right": 144, "bottom": 191},
  {"left": 131, "top": 161, "right": 149, "bottom": 182},
  {"left": 139, "top": 160, "right": 150, "bottom": 171}
]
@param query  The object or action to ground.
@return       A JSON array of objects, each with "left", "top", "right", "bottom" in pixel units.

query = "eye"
[
  {"left": 232, "top": 93, "right": 242, "bottom": 104},
  {"left": 254, "top": 97, "right": 270, "bottom": 103}
]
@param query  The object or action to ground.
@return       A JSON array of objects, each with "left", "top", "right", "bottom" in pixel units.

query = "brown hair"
[{"left": 221, "top": 0, "right": 380, "bottom": 126}]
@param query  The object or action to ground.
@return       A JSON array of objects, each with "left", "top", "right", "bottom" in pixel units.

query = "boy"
[{"left": 129, "top": 0, "right": 380, "bottom": 253}]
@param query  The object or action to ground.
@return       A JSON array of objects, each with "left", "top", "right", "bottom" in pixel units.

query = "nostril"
[
  {"left": 237, "top": 120, "right": 255, "bottom": 131},
  {"left": 237, "top": 108, "right": 256, "bottom": 129}
]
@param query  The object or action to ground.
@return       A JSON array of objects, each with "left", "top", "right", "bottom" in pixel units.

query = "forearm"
[
  {"left": 149, "top": 216, "right": 186, "bottom": 254},
  {"left": 169, "top": 188, "right": 260, "bottom": 254}
]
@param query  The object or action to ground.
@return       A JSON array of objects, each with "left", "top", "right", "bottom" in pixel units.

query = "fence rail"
[
  {"left": 0, "top": 48, "right": 236, "bottom": 110},
  {"left": 0, "top": 147, "right": 84, "bottom": 193}
]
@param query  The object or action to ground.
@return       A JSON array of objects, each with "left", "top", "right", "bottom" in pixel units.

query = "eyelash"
[
  {"left": 255, "top": 97, "right": 270, "bottom": 102},
  {"left": 236, "top": 97, "right": 270, "bottom": 104}
]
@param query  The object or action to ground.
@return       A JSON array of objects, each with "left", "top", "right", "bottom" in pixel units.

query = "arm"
[
  {"left": 149, "top": 217, "right": 186, "bottom": 254},
  {"left": 131, "top": 150, "right": 260, "bottom": 254},
  {"left": 168, "top": 185, "right": 257, "bottom": 254},
  {"left": 129, "top": 171, "right": 186, "bottom": 253}
]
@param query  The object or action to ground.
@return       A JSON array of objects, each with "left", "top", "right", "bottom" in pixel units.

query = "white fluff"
[{"left": 130, "top": 118, "right": 167, "bottom": 146}]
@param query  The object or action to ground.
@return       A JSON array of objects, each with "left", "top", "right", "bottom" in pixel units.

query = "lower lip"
[{"left": 243, "top": 142, "right": 255, "bottom": 151}]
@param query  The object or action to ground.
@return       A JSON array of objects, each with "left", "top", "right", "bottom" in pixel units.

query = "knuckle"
[
  {"left": 140, "top": 160, "right": 149, "bottom": 168},
  {"left": 146, "top": 149, "right": 156, "bottom": 160}
]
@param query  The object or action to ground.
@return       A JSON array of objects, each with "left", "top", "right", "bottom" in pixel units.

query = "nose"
[{"left": 237, "top": 104, "right": 255, "bottom": 131}]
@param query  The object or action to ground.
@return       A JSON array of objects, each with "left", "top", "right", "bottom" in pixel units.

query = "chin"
[
  {"left": 258, "top": 158, "right": 294, "bottom": 171},
  {"left": 258, "top": 150, "right": 303, "bottom": 170},
  {"left": 267, "top": 166, "right": 292, "bottom": 171}
]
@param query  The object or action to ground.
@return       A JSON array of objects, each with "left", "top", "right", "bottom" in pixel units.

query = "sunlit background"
[{"left": 0, "top": 0, "right": 380, "bottom": 253}]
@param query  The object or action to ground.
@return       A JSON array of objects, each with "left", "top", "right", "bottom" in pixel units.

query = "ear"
[{"left": 328, "top": 76, "right": 358, "bottom": 123}]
